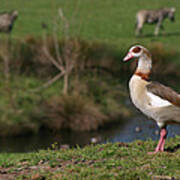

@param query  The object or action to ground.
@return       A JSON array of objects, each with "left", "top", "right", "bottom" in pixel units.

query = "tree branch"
[
  {"left": 30, "top": 71, "right": 65, "bottom": 92},
  {"left": 53, "top": 24, "right": 63, "bottom": 65},
  {"left": 42, "top": 45, "right": 64, "bottom": 72}
]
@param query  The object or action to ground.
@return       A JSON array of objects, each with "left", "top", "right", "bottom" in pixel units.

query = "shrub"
[{"left": 43, "top": 94, "right": 107, "bottom": 131}]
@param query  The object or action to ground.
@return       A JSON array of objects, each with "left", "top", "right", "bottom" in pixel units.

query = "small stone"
[
  {"left": 60, "top": 144, "right": 70, "bottom": 149},
  {"left": 155, "top": 130, "right": 159, "bottom": 135},
  {"left": 152, "top": 175, "right": 175, "bottom": 180},
  {"left": 91, "top": 137, "right": 98, "bottom": 144},
  {"left": 135, "top": 126, "right": 141, "bottom": 132},
  {"left": 91, "top": 137, "right": 101, "bottom": 144}
]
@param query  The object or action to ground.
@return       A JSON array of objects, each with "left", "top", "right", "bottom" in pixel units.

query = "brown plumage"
[
  {"left": 147, "top": 82, "right": 180, "bottom": 107},
  {"left": 135, "top": 71, "right": 150, "bottom": 80}
]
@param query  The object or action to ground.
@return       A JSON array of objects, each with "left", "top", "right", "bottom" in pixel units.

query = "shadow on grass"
[
  {"left": 135, "top": 31, "right": 180, "bottom": 38},
  {"left": 165, "top": 144, "right": 180, "bottom": 153}
]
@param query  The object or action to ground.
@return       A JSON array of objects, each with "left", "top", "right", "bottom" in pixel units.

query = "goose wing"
[{"left": 146, "top": 81, "right": 180, "bottom": 107}]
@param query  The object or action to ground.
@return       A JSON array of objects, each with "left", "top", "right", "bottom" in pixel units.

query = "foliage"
[
  {"left": 0, "top": 0, "right": 180, "bottom": 135},
  {"left": 0, "top": 37, "right": 179, "bottom": 136},
  {"left": 0, "top": 37, "right": 130, "bottom": 135},
  {"left": 0, "top": 76, "right": 43, "bottom": 136},
  {"left": 43, "top": 94, "right": 106, "bottom": 131}
]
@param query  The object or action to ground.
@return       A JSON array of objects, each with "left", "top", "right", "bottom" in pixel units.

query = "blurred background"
[{"left": 0, "top": 0, "right": 180, "bottom": 152}]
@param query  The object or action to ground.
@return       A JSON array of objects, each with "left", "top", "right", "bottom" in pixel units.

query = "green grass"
[
  {"left": 1, "top": 0, "right": 180, "bottom": 52},
  {"left": 1, "top": 137, "right": 180, "bottom": 179}
]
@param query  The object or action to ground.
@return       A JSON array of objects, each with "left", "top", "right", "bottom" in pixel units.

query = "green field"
[{"left": 1, "top": 0, "right": 180, "bottom": 51}]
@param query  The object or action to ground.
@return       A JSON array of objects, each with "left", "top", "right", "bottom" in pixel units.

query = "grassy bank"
[
  {"left": 0, "top": 37, "right": 179, "bottom": 136},
  {"left": 0, "top": 37, "right": 131, "bottom": 136},
  {"left": 1, "top": 137, "right": 180, "bottom": 179}
]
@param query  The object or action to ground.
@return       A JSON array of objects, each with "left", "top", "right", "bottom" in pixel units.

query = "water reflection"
[{"left": 1, "top": 115, "right": 180, "bottom": 153}]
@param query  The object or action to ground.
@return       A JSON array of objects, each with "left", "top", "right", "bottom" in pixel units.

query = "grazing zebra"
[
  {"left": 135, "top": 7, "right": 176, "bottom": 36},
  {"left": 0, "top": 10, "right": 18, "bottom": 33}
]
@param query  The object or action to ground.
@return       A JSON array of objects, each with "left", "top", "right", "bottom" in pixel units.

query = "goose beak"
[{"left": 123, "top": 52, "right": 134, "bottom": 62}]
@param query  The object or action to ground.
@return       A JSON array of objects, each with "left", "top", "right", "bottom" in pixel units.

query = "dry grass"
[
  {"left": 44, "top": 94, "right": 107, "bottom": 131},
  {"left": 149, "top": 42, "right": 180, "bottom": 76}
]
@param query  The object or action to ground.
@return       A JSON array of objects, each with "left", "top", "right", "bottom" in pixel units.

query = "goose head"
[
  {"left": 123, "top": 45, "right": 151, "bottom": 62},
  {"left": 123, "top": 45, "right": 152, "bottom": 76}
]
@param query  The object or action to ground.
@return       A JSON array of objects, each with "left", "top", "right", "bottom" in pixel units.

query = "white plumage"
[{"left": 147, "top": 92, "right": 172, "bottom": 108}]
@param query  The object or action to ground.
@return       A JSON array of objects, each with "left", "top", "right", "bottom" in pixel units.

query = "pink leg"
[{"left": 148, "top": 128, "right": 167, "bottom": 154}]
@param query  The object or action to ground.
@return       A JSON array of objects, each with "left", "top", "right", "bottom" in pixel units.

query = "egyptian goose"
[{"left": 123, "top": 45, "right": 180, "bottom": 154}]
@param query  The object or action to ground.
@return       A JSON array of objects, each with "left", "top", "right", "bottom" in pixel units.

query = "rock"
[
  {"left": 60, "top": 144, "right": 70, "bottom": 149},
  {"left": 91, "top": 137, "right": 101, "bottom": 144},
  {"left": 155, "top": 130, "right": 159, "bottom": 135},
  {"left": 135, "top": 126, "right": 141, "bottom": 132},
  {"left": 152, "top": 175, "right": 176, "bottom": 180}
]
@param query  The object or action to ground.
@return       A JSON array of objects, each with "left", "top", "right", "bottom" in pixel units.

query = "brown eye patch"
[{"left": 132, "top": 46, "right": 141, "bottom": 53}]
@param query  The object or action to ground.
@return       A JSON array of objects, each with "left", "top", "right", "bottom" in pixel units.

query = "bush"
[{"left": 43, "top": 94, "right": 107, "bottom": 131}]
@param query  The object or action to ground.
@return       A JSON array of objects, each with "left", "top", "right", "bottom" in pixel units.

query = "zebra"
[
  {"left": 0, "top": 10, "right": 18, "bottom": 34},
  {"left": 135, "top": 7, "right": 176, "bottom": 36}
]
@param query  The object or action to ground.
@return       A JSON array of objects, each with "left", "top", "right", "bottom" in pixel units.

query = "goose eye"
[{"left": 132, "top": 46, "right": 141, "bottom": 53}]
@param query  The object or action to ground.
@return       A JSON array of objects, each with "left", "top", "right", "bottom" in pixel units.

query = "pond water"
[{"left": 1, "top": 113, "right": 180, "bottom": 153}]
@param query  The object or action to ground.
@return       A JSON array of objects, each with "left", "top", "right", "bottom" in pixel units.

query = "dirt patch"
[{"left": 0, "top": 158, "right": 102, "bottom": 179}]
